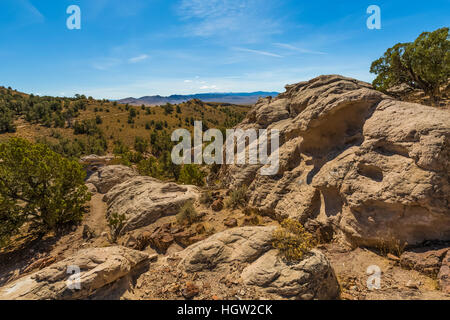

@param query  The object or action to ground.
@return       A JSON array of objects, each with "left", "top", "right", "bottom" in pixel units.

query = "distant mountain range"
[{"left": 117, "top": 92, "right": 279, "bottom": 106}]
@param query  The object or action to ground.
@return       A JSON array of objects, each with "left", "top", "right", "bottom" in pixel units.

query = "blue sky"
[{"left": 0, "top": 0, "right": 449, "bottom": 99}]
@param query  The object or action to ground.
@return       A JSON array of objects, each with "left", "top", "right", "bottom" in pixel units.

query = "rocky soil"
[{"left": 0, "top": 75, "right": 449, "bottom": 300}]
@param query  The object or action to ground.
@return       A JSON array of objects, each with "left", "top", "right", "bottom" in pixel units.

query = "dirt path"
[
  {"left": 0, "top": 192, "right": 110, "bottom": 286},
  {"left": 86, "top": 193, "right": 109, "bottom": 236}
]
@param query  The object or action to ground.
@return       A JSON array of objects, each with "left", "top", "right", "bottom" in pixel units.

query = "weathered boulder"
[
  {"left": 241, "top": 249, "right": 339, "bottom": 300},
  {"left": 0, "top": 246, "right": 149, "bottom": 300},
  {"left": 86, "top": 165, "right": 137, "bottom": 194},
  {"left": 175, "top": 226, "right": 339, "bottom": 299},
  {"left": 400, "top": 246, "right": 449, "bottom": 277},
  {"left": 220, "top": 75, "right": 450, "bottom": 247},
  {"left": 104, "top": 176, "right": 199, "bottom": 234},
  {"left": 177, "top": 226, "right": 275, "bottom": 272}
]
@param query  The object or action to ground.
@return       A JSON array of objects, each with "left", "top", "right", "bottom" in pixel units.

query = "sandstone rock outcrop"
[
  {"left": 241, "top": 249, "right": 339, "bottom": 300},
  {"left": 0, "top": 246, "right": 149, "bottom": 300},
  {"left": 104, "top": 176, "right": 199, "bottom": 234},
  {"left": 177, "top": 226, "right": 275, "bottom": 272},
  {"left": 400, "top": 246, "right": 449, "bottom": 277},
  {"left": 86, "top": 165, "right": 137, "bottom": 194},
  {"left": 175, "top": 226, "right": 339, "bottom": 299},
  {"left": 219, "top": 75, "right": 450, "bottom": 247}
]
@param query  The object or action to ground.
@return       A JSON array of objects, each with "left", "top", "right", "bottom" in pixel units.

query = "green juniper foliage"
[
  {"left": 0, "top": 138, "right": 91, "bottom": 247},
  {"left": 370, "top": 27, "right": 450, "bottom": 103}
]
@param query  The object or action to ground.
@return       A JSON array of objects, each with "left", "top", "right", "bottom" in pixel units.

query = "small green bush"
[
  {"left": 137, "top": 157, "right": 161, "bottom": 178},
  {"left": 199, "top": 191, "right": 214, "bottom": 205},
  {"left": 134, "top": 136, "right": 149, "bottom": 153},
  {"left": 178, "top": 164, "right": 205, "bottom": 187},
  {"left": 272, "top": 219, "right": 315, "bottom": 262},
  {"left": 176, "top": 201, "right": 199, "bottom": 225},
  {"left": 108, "top": 212, "right": 127, "bottom": 243},
  {"left": 225, "top": 185, "right": 248, "bottom": 209}
]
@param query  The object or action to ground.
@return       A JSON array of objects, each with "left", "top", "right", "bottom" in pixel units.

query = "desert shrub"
[
  {"left": 199, "top": 191, "right": 214, "bottom": 205},
  {"left": 129, "top": 108, "right": 137, "bottom": 118},
  {"left": 176, "top": 201, "right": 199, "bottom": 225},
  {"left": 113, "top": 151, "right": 143, "bottom": 166},
  {"left": 272, "top": 219, "right": 315, "bottom": 262},
  {"left": 159, "top": 151, "right": 181, "bottom": 180},
  {"left": 163, "top": 103, "right": 174, "bottom": 115},
  {"left": 107, "top": 212, "right": 126, "bottom": 243},
  {"left": 0, "top": 138, "right": 91, "bottom": 247},
  {"left": 42, "top": 134, "right": 108, "bottom": 158},
  {"left": 375, "top": 233, "right": 408, "bottom": 257},
  {"left": 225, "top": 185, "right": 248, "bottom": 209},
  {"left": 370, "top": 27, "right": 450, "bottom": 103},
  {"left": 73, "top": 119, "right": 102, "bottom": 136},
  {"left": 113, "top": 140, "right": 129, "bottom": 155},
  {"left": 150, "top": 131, "right": 172, "bottom": 157},
  {"left": 154, "top": 121, "right": 163, "bottom": 130},
  {"left": 178, "top": 164, "right": 205, "bottom": 187},
  {"left": 126, "top": 151, "right": 144, "bottom": 164},
  {"left": 134, "top": 136, "right": 149, "bottom": 153},
  {"left": 0, "top": 105, "right": 16, "bottom": 133},
  {"left": 137, "top": 157, "right": 161, "bottom": 178},
  {"left": 84, "top": 135, "right": 108, "bottom": 155},
  {"left": 242, "top": 214, "right": 262, "bottom": 226}
]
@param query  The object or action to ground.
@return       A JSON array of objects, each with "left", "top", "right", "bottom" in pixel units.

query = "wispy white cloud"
[
  {"left": 273, "top": 43, "right": 326, "bottom": 55},
  {"left": 199, "top": 85, "right": 217, "bottom": 90},
  {"left": 4, "top": 0, "right": 45, "bottom": 29},
  {"left": 92, "top": 54, "right": 149, "bottom": 70},
  {"left": 92, "top": 58, "right": 122, "bottom": 71},
  {"left": 233, "top": 47, "right": 283, "bottom": 58},
  {"left": 176, "top": 0, "right": 281, "bottom": 42},
  {"left": 128, "top": 54, "right": 149, "bottom": 63},
  {"left": 182, "top": 77, "right": 219, "bottom": 90},
  {"left": 22, "top": 0, "right": 44, "bottom": 22}
]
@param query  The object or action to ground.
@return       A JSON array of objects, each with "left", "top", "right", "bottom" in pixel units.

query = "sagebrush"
[
  {"left": 225, "top": 185, "right": 248, "bottom": 209},
  {"left": 272, "top": 218, "right": 315, "bottom": 262},
  {"left": 176, "top": 201, "right": 199, "bottom": 225},
  {"left": 107, "top": 212, "right": 127, "bottom": 243}
]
